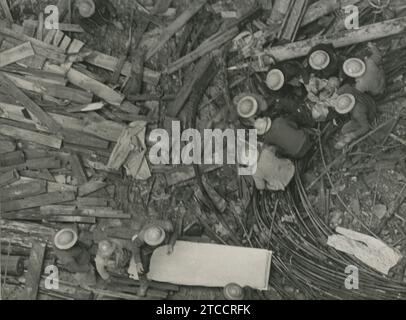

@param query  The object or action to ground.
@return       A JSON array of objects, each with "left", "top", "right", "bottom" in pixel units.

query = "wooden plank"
[
  {"left": 4, "top": 72, "right": 93, "bottom": 104},
  {"left": 2, "top": 191, "right": 76, "bottom": 212},
  {"left": 47, "top": 182, "right": 77, "bottom": 193},
  {"left": 20, "top": 170, "right": 55, "bottom": 182},
  {"left": 26, "top": 157, "right": 61, "bottom": 170},
  {"left": 0, "top": 150, "right": 25, "bottom": 167},
  {"left": 69, "top": 153, "right": 88, "bottom": 185},
  {"left": 25, "top": 242, "right": 46, "bottom": 300},
  {"left": 83, "top": 49, "right": 161, "bottom": 86},
  {"left": 78, "top": 181, "right": 107, "bottom": 197},
  {"left": 0, "top": 125, "right": 62, "bottom": 149},
  {"left": 0, "top": 137, "right": 15, "bottom": 154},
  {"left": 265, "top": 16, "right": 406, "bottom": 62},
  {"left": 67, "top": 68, "right": 124, "bottom": 106},
  {"left": 146, "top": 0, "right": 208, "bottom": 60},
  {"left": 44, "top": 215, "right": 95, "bottom": 224},
  {"left": 0, "top": 180, "right": 47, "bottom": 201},
  {"left": 0, "top": 42, "right": 35, "bottom": 67},
  {"left": 0, "top": 71, "right": 61, "bottom": 133},
  {"left": 0, "top": 169, "right": 19, "bottom": 187},
  {"left": 76, "top": 197, "right": 108, "bottom": 207}
]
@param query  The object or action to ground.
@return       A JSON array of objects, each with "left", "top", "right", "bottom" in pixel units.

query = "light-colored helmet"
[
  {"left": 335, "top": 93, "right": 356, "bottom": 114},
  {"left": 144, "top": 226, "right": 166, "bottom": 247},
  {"left": 266, "top": 69, "right": 285, "bottom": 91},
  {"left": 343, "top": 58, "right": 366, "bottom": 78},
  {"left": 76, "top": 0, "right": 96, "bottom": 18},
  {"left": 54, "top": 228, "right": 78, "bottom": 250},
  {"left": 224, "top": 283, "right": 245, "bottom": 300},
  {"left": 237, "top": 95, "right": 259, "bottom": 119},
  {"left": 309, "top": 50, "right": 331, "bottom": 71},
  {"left": 254, "top": 117, "right": 272, "bottom": 136}
]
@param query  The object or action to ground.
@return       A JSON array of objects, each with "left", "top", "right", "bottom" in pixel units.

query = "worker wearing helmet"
[
  {"left": 53, "top": 228, "right": 96, "bottom": 287},
  {"left": 95, "top": 239, "right": 131, "bottom": 281},
  {"left": 131, "top": 219, "right": 179, "bottom": 296}
]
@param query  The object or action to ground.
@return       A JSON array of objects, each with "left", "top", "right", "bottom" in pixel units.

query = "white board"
[{"left": 128, "top": 241, "right": 272, "bottom": 290}]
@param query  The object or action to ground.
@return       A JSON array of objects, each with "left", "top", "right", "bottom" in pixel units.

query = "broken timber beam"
[
  {"left": 265, "top": 16, "right": 406, "bottom": 62},
  {"left": 146, "top": 0, "right": 208, "bottom": 60}
]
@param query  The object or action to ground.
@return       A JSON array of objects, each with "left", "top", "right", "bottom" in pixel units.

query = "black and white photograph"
[{"left": 0, "top": 0, "right": 406, "bottom": 307}]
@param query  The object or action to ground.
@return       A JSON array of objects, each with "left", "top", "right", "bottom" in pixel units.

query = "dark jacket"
[
  {"left": 262, "top": 118, "right": 311, "bottom": 159},
  {"left": 53, "top": 242, "right": 92, "bottom": 273}
]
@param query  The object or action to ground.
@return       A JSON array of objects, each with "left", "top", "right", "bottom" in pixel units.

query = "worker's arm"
[
  {"left": 95, "top": 256, "right": 110, "bottom": 280},
  {"left": 132, "top": 237, "right": 144, "bottom": 264},
  {"left": 168, "top": 219, "right": 180, "bottom": 249}
]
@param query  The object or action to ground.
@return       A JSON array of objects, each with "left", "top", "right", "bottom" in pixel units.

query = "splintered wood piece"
[
  {"left": 124, "top": 49, "right": 146, "bottom": 97},
  {"left": 0, "top": 0, "right": 13, "bottom": 22},
  {"left": 0, "top": 42, "right": 35, "bottom": 67},
  {"left": 1, "top": 191, "right": 76, "bottom": 212},
  {"left": 0, "top": 25, "right": 66, "bottom": 63},
  {"left": 265, "top": 16, "right": 406, "bottom": 62},
  {"left": 69, "top": 153, "right": 88, "bottom": 185},
  {"left": 107, "top": 123, "right": 145, "bottom": 170},
  {"left": 0, "top": 180, "right": 47, "bottom": 201},
  {"left": 0, "top": 169, "right": 19, "bottom": 187},
  {"left": 78, "top": 180, "right": 107, "bottom": 197},
  {"left": 25, "top": 242, "right": 46, "bottom": 300},
  {"left": 146, "top": 0, "right": 208, "bottom": 60},
  {"left": 167, "top": 55, "right": 212, "bottom": 117},
  {"left": 165, "top": 165, "right": 222, "bottom": 187},
  {"left": 278, "top": 0, "right": 308, "bottom": 42},
  {"left": 0, "top": 72, "right": 61, "bottom": 133},
  {"left": 0, "top": 125, "right": 62, "bottom": 149},
  {"left": 167, "top": 26, "right": 239, "bottom": 74},
  {"left": 67, "top": 68, "right": 124, "bottom": 106}
]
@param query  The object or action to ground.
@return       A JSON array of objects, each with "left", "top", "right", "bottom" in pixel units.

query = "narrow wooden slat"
[
  {"left": 2, "top": 191, "right": 76, "bottom": 212},
  {"left": 0, "top": 42, "right": 35, "bottom": 67},
  {"left": 24, "top": 242, "right": 46, "bottom": 300}
]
